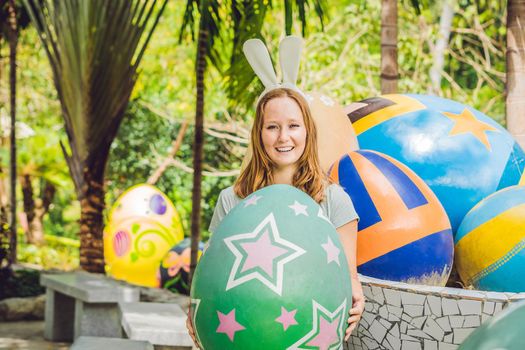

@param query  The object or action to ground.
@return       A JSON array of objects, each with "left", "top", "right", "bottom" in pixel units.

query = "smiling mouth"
[{"left": 276, "top": 147, "right": 294, "bottom": 152}]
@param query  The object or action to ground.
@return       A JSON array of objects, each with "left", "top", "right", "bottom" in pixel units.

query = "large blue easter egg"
[
  {"left": 329, "top": 150, "right": 454, "bottom": 285},
  {"left": 459, "top": 301, "right": 525, "bottom": 349},
  {"left": 455, "top": 185, "right": 525, "bottom": 292},
  {"left": 191, "top": 185, "right": 352, "bottom": 350},
  {"left": 347, "top": 94, "right": 525, "bottom": 232}
]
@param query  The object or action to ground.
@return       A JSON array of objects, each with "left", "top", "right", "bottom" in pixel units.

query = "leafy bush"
[{"left": 0, "top": 268, "right": 45, "bottom": 300}]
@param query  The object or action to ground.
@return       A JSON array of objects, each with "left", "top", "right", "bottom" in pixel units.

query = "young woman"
[{"left": 187, "top": 87, "right": 365, "bottom": 346}]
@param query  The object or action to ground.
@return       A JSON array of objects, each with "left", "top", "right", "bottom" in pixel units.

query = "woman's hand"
[
  {"left": 186, "top": 313, "right": 201, "bottom": 349},
  {"left": 345, "top": 280, "right": 365, "bottom": 341}
]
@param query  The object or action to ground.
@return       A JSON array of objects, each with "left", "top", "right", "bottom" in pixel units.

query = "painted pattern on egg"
[{"left": 191, "top": 185, "right": 352, "bottom": 350}]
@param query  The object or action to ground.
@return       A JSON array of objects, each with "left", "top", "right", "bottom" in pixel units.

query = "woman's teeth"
[{"left": 276, "top": 147, "right": 294, "bottom": 152}]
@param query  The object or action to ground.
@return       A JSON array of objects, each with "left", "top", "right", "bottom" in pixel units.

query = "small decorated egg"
[
  {"left": 158, "top": 238, "right": 204, "bottom": 294},
  {"left": 104, "top": 184, "right": 184, "bottom": 287},
  {"left": 191, "top": 185, "right": 352, "bottom": 349}
]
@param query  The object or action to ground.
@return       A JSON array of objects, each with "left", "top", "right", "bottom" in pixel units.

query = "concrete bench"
[
  {"left": 71, "top": 336, "right": 154, "bottom": 350},
  {"left": 41, "top": 272, "right": 139, "bottom": 342},
  {"left": 119, "top": 301, "right": 194, "bottom": 350}
]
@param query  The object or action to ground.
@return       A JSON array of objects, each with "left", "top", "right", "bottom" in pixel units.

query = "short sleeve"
[
  {"left": 325, "top": 184, "right": 359, "bottom": 229},
  {"left": 208, "top": 187, "right": 238, "bottom": 234}
]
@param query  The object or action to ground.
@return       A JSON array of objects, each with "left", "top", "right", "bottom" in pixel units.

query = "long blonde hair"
[{"left": 234, "top": 88, "right": 327, "bottom": 203}]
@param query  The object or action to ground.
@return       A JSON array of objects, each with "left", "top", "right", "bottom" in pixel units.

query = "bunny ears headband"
[{"left": 243, "top": 36, "right": 304, "bottom": 101}]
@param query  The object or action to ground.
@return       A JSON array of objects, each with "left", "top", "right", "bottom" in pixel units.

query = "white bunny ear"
[
  {"left": 243, "top": 39, "right": 278, "bottom": 89},
  {"left": 279, "top": 36, "right": 303, "bottom": 86}
]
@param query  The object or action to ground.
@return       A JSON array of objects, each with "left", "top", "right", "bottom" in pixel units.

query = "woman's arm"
[{"left": 336, "top": 219, "right": 365, "bottom": 341}]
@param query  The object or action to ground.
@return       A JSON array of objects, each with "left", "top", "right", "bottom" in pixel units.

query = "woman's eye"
[
  {"left": 267, "top": 125, "right": 278, "bottom": 130},
  {"left": 290, "top": 124, "right": 300, "bottom": 128}
]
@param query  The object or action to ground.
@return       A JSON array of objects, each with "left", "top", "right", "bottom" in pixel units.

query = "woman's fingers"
[{"left": 344, "top": 322, "right": 357, "bottom": 341}]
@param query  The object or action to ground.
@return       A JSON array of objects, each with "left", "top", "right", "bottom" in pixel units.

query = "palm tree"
[
  {"left": 6, "top": 0, "right": 18, "bottom": 265},
  {"left": 506, "top": 0, "right": 525, "bottom": 149},
  {"left": 381, "top": 0, "right": 398, "bottom": 94},
  {"left": 24, "top": 0, "right": 168, "bottom": 272},
  {"left": 182, "top": 0, "right": 327, "bottom": 282}
]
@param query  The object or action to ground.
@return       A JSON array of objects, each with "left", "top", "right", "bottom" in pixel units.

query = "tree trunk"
[
  {"left": 429, "top": 1, "right": 454, "bottom": 95},
  {"left": 189, "top": 13, "right": 208, "bottom": 285},
  {"left": 20, "top": 175, "right": 53, "bottom": 245},
  {"left": 78, "top": 168, "right": 106, "bottom": 273},
  {"left": 7, "top": 0, "right": 18, "bottom": 265},
  {"left": 506, "top": 0, "right": 525, "bottom": 149},
  {"left": 381, "top": 0, "right": 398, "bottom": 94}
]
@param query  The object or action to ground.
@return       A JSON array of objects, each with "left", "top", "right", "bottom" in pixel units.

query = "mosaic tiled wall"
[{"left": 348, "top": 275, "right": 525, "bottom": 350}]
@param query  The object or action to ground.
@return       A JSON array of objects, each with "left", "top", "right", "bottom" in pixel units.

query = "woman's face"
[{"left": 261, "top": 96, "right": 307, "bottom": 171}]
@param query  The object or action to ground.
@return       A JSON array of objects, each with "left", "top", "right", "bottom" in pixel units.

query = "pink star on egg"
[
  {"left": 321, "top": 237, "right": 341, "bottom": 266},
  {"left": 306, "top": 315, "right": 341, "bottom": 350},
  {"left": 275, "top": 307, "right": 298, "bottom": 331},
  {"left": 216, "top": 309, "right": 245, "bottom": 342}
]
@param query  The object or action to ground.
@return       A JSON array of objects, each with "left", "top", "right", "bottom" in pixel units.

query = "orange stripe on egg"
[
  {"left": 352, "top": 152, "right": 451, "bottom": 265},
  {"left": 352, "top": 95, "right": 426, "bottom": 135}
]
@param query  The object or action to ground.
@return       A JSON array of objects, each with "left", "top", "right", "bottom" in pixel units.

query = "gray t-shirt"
[{"left": 208, "top": 184, "right": 359, "bottom": 233}]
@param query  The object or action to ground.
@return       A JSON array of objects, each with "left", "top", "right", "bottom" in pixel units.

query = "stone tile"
[
  {"left": 424, "top": 301, "right": 432, "bottom": 316},
  {"left": 428, "top": 295, "right": 442, "bottom": 317},
  {"left": 405, "top": 305, "right": 424, "bottom": 318},
  {"left": 400, "top": 334, "right": 419, "bottom": 341},
  {"left": 443, "top": 333, "right": 453, "bottom": 343},
  {"left": 453, "top": 328, "right": 476, "bottom": 344},
  {"left": 481, "top": 314, "right": 491, "bottom": 323},
  {"left": 463, "top": 315, "right": 480, "bottom": 328},
  {"left": 379, "top": 318, "right": 392, "bottom": 330},
  {"left": 439, "top": 343, "right": 458, "bottom": 350},
  {"left": 457, "top": 289, "right": 486, "bottom": 299},
  {"left": 424, "top": 339, "right": 438, "bottom": 350},
  {"left": 400, "top": 321, "right": 409, "bottom": 333},
  {"left": 384, "top": 289, "right": 402, "bottom": 307},
  {"left": 362, "top": 311, "right": 375, "bottom": 326},
  {"left": 381, "top": 337, "right": 394, "bottom": 350},
  {"left": 389, "top": 323, "right": 400, "bottom": 338},
  {"left": 387, "top": 305, "right": 403, "bottom": 318},
  {"left": 362, "top": 285, "right": 373, "bottom": 298},
  {"left": 385, "top": 332, "right": 401, "bottom": 350},
  {"left": 402, "top": 313, "right": 413, "bottom": 322},
  {"left": 494, "top": 303, "right": 503, "bottom": 313},
  {"left": 458, "top": 299, "right": 482, "bottom": 315},
  {"left": 387, "top": 313, "right": 401, "bottom": 322},
  {"left": 435, "top": 316, "right": 452, "bottom": 332},
  {"left": 449, "top": 315, "right": 464, "bottom": 328},
  {"left": 411, "top": 316, "right": 426, "bottom": 329},
  {"left": 372, "top": 303, "right": 380, "bottom": 313},
  {"left": 362, "top": 336, "right": 380, "bottom": 349},
  {"left": 407, "top": 328, "right": 432, "bottom": 339},
  {"left": 351, "top": 336, "right": 361, "bottom": 346},
  {"left": 483, "top": 301, "right": 495, "bottom": 314},
  {"left": 442, "top": 298, "right": 460, "bottom": 316},
  {"left": 369, "top": 319, "right": 388, "bottom": 343},
  {"left": 423, "top": 317, "right": 445, "bottom": 341},
  {"left": 400, "top": 291, "right": 426, "bottom": 305},
  {"left": 379, "top": 305, "right": 389, "bottom": 319},
  {"left": 365, "top": 301, "right": 375, "bottom": 312},
  {"left": 401, "top": 340, "right": 422, "bottom": 350},
  {"left": 486, "top": 291, "right": 507, "bottom": 301},
  {"left": 371, "top": 286, "right": 385, "bottom": 304}
]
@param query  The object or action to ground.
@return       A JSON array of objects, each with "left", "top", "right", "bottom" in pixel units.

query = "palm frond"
[{"left": 23, "top": 0, "right": 167, "bottom": 190}]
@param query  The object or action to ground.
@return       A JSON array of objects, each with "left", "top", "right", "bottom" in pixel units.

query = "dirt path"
[{"left": 0, "top": 320, "right": 70, "bottom": 350}]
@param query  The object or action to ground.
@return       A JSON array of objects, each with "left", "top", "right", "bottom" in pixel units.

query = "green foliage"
[{"left": 16, "top": 233, "right": 79, "bottom": 270}]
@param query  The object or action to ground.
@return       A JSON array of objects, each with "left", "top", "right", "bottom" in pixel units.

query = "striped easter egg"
[
  {"left": 329, "top": 150, "right": 454, "bottom": 285},
  {"left": 455, "top": 185, "right": 525, "bottom": 292}
]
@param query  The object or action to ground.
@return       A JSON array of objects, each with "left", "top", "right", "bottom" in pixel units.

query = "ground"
[{"left": 0, "top": 320, "right": 70, "bottom": 350}]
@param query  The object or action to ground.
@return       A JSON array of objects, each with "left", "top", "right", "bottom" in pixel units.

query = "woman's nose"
[{"left": 278, "top": 130, "right": 290, "bottom": 142}]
